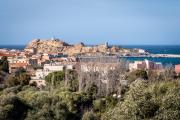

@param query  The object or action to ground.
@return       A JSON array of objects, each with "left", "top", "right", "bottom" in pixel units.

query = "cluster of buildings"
[
  {"left": 30, "top": 62, "right": 76, "bottom": 87},
  {"left": 129, "top": 59, "right": 180, "bottom": 75},
  {"left": 129, "top": 59, "right": 163, "bottom": 71},
  {"left": 0, "top": 48, "right": 77, "bottom": 87},
  {"left": 1, "top": 47, "right": 180, "bottom": 88}
]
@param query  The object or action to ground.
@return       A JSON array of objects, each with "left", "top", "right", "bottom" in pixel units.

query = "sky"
[{"left": 0, "top": 0, "right": 180, "bottom": 45}]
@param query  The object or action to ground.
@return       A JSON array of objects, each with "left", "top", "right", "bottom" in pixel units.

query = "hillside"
[
  {"left": 25, "top": 38, "right": 70, "bottom": 53},
  {"left": 25, "top": 38, "right": 131, "bottom": 55}
]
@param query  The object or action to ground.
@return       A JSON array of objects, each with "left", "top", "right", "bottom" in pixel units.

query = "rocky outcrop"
[
  {"left": 25, "top": 39, "right": 131, "bottom": 56},
  {"left": 111, "top": 46, "right": 119, "bottom": 53},
  {"left": 25, "top": 39, "right": 70, "bottom": 53}
]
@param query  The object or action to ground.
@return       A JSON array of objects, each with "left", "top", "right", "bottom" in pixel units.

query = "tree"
[
  {"left": 45, "top": 71, "right": 65, "bottom": 87},
  {"left": 148, "top": 70, "right": 159, "bottom": 81},
  {"left": 86, "top": 83, "right": 98, "bottom": 99},
  {"left": 127, "top": 70, "right": 148, "bottom": 82},
  {"left": 0, "top": 94, "right": 30, "bottom": 120},
  {"left": 5, "top": 71, "right": 30, "bottom": 87},
  {"left": 82, "top": 111, "right": 99, "bottom": 120},
  {"left": 18, "top": 73, "right": 31, "bottom": 86},
  {"left": 160, "top": 64, "right": 176, "bottom": 81},
  {"left": 0, "top": 56, "right": 9, "bottom": 73},
  {"left": 5, "top": 76, "right": 19, "bottom": 87},
  {"left": 102, "top": 79, "right": 180, "bottom": 120},
  {"left": 78, "top": 61, "right": 128, "bottom": 97},
  {"left": 93, "top": 98, "right": 106, "bottom": 113},
  {"left": 65, "top": 70, "right": 79, "bottom": 92}
]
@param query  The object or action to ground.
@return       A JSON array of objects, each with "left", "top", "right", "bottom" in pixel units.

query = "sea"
[
  {"left": 121, "top": 45, "right": 180, "bottom": 65},
  {"left": 0, "top": 45, "right": 180, "bottom": 65},
  {"left": 0, "top": 45, "right": 25, "bottom": 50}
]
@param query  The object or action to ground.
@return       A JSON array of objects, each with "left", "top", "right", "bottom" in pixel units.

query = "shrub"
[
  {"left": 102, "top": 80, "right": 180, "bottom": 120},
  {"left": 0, "top": 56, "right": 9, "bottom": 73},
  {"left": 5, "top": 73, "right": 30, "bottom": 87},
  {"left": 82, "top": 111, "right": 99, "bottom": 120},
  {"left": 127, "top": 70, "right": 148, "bottom": 82},
  {"left": 0, "top": 94, "right": 30, "bottom": 120},
  {"left": 45, "top": 71, "right": 65, "bottom": 87},
  {"left": 93, "top": 98, "right": 106, "bottom": 113}
]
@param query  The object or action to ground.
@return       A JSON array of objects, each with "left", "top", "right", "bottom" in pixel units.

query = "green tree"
[
  {"left": 93, "top": 98, "right": 106, "bottom": 113},
  {"left": 0, "top": 94, "right": 30, "bottom": 120},
  {"left": 65, "top": 70, "right": 79, "bottom": 92},
  {"left": 102, "top": 79, "right": 180, "bottom": 120},
  {"left": 82, "top": 111, "right": 99, "bottom": 120},
  {"left": 5, "top": 72, "right": 30, "bottom": 87},
  {"left": 45, "top": 71, "right": 65, "bottom": 87},
  {"left": 0, "top": 56, "right": 9, "bottom": 73},
  {"left": 86, "top": 84, "right": 98, "bottom": 99},
  {"left": 127, "top": 70, "right": 148, "bottom": 82},
  {"left": 5, "top": 76, "right": 19, "bottom": 87}
]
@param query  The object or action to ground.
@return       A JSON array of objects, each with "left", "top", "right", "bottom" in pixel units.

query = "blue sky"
[{"left": 0, "top": 0, "right": 180, "bottom": 45}]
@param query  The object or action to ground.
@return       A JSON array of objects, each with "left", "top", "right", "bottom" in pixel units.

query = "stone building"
[{"left": 77, "top": 56, "right": 119, "bottom": 63}]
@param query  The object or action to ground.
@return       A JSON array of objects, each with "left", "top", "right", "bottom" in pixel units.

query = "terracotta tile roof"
[
  {"left": 47, "top": 52, "right": 63, "bottom": 54},
  {"left": 10, "top": 63, "right": 28, "bottom": 68},
  {"left": 0, "top": 52, "right": 16, "bottom": 57}
]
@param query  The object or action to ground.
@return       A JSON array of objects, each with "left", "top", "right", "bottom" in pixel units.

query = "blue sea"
[
  {"left": 0, "top": 45, "right": 180, "bottom": 65},
  {"left": 121, "top": 45, "right": 180, "bottom": 65},
  {"left": 122, "top": 45, "right": 180, "bottom": 54},
  {"left": 0, "top": 45, "right": 25, "bottom": 50}
]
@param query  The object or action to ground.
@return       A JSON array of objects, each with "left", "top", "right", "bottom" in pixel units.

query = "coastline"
[
  {"left": 153, "top": 54, "right": 180, "bottom": 58},
  {"left": 121, "top": 54, "right": 180, "bottom": 58}
]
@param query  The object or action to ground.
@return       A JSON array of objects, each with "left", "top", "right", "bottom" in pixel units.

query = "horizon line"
[{"left": 0, "top": 44, "right": 180, "bottom": 46}]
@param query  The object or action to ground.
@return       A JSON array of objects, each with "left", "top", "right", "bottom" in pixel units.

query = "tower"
[
  {"left": 51, "top": 36, "right": 56, "bottom": 40},
  {"left": 105, "top": 41, "right": 108, "bottom": 48}
]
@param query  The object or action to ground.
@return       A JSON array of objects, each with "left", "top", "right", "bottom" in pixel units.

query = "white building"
[
  {"left": 138, "top": 49, "right": 146, "bottom": 54},
  {"left": 32, "top": 62, "right": 75, "bottom": 80},
  {"left": 129, "top": 59, "right": 163, "bottom": 71},
  {"left": 44, "top": 63, "right": 64, "bottom": 71},
  {"left": 66, "top": 64, "right": 74, "bottom": 70}
]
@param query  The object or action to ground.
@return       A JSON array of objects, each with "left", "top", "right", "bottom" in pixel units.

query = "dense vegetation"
[
  {"left": 102, "top": 79, "right": 180, "bottom": 120},
  {"left": 5, "top": 69, "right": 31, "bottom": 87},
  {"left": 0, "top": 58, "right": 180, "bottom": 120},
  {"left": 0, "top": 56, "right": 9, "bottom": 73}
]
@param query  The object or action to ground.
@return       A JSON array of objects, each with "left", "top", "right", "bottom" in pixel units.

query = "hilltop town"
[
  {"left": 0, "top": 38, "right": 180, "bottom": 120},
  {"left": 0, "top": 38, "right": 180, "bottom": 87}
]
